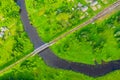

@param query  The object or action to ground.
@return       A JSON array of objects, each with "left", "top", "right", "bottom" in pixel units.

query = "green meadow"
[
  {"left": 0, "top": 0, "right": 33, "bottom": 70},
  {"left": 0, "top": 56, "right": 120, "bottom": 80}
]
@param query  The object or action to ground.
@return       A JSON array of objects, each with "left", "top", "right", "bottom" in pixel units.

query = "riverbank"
[{"left": 16, "top": 0, "right": 120, "bottom": 77}]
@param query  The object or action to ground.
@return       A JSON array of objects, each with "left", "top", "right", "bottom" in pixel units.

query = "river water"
[{"left": 15, "top": 0, "right": 120, "bottom": 77}]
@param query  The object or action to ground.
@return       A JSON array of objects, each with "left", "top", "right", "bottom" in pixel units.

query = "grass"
[
  {"left": 0, "top": 0, "right": 33, "bottom": 70},
  {"left": 25, "top": 0, "right": 117, "bottom": 42},
  {"left": 0, "top": 55, "right": 120, "bottom": 80}
]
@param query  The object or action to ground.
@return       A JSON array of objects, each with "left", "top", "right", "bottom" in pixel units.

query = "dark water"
[{"left": 16, "top": 0, "right": 120, "bottom": 77}]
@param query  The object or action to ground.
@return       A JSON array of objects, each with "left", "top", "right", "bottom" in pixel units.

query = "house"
[
  {"left": 91, "top": 6, "right": 97, "bottom": 11},
  {"left": 0, "top": 26, "right": 9, "bottom": 38},
  {"left": 85, "top": 12, "right": 89, "bottom": 15},
  {"left": 80, "top": 15, "right": 85, "bottom": 19},
  {"left": 89, "top": 0, "right": 99, "bottom": 11},
  {"left": 101, "top": 0, "right": 108, "bottom": 4},
  {"left": 81, "top": 6, "right": 88, "bottom": 12},
  {"left": 1, "top": 27, "right": 8, "bottom": 32},
  {"left": 0, "top": 32, "right": 4, "bottom": 38},
  {"left": 90, "top": 1, "right": 98, "bottom": 6},
  {"left": 72, "top": 7, "right": 75, "bottom": 11},
  {"left": 97, "top": 4, "right": 101, "bottom": 9},
  {"left": 85, "top": 0, "right": 93, "bottom": 3},
  {"left": 78, "top": 2, "right": 83, "bottom": 7}
]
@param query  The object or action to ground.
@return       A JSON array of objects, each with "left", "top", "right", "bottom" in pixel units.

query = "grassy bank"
[
  {"left": 0, "top": 0, "right": 33, "bottom": 70},
  {"left": 51, "top": 10, "right": 120, "bottom": 64},
  {"left": 0, "top": 55, "right": 120, "bottom": 80}
]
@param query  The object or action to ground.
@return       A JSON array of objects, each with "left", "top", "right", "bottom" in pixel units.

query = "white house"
[
  {"left": 81, "top": 6, "right": 88, "bottom": 12},
  {"left": 78, "top": 2, "right": 83, "bottom": 7},
  {"left": 0, "top": 26, "right": 9, "bottom": 38},
  {"left": 1, "top": 27, "right": 8, "bottom": 32},
  {"left": 85, "top": 0, "right": 93, "bottom": 3},
  {"left": 0, "top": 32, "right": 4, "bottom": 38},
  {"left": 90, "top": 1, "right": 98, "bottom": 6}
]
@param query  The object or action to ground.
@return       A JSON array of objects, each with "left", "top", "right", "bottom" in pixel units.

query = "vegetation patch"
[
  {"left": 51, "top": 11, "right": 120, "bottom": 64},
  {"left": 26, "top": 0, "right": 117, "bottom": 42},
  {"left": 0, "top": 56, "right": 120, "bottom": 80},
  {"left": 0, "top": 0, "right": 33, "bottom": 70}
]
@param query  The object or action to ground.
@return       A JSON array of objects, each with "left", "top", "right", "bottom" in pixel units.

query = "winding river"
[{"left": 16, "top": 0, "right": 120, "bottom": 77}]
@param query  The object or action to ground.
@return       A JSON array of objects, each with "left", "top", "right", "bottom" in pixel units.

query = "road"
[{"left": 0, "top": 0, "right": 120, "bottom": 77}]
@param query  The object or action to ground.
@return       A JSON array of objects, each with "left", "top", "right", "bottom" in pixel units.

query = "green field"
[
  {"left": 25, "top": 0, "right": 117, "bottom": 42},
  {"left": 51, "top": 11, "right": 120, "bottom": 64},
  {"left": 0, "top": 0, "right": 33, "bottom": 70},
  {"left": 0, "top": 56, "right": 120, "bottom": 80}
]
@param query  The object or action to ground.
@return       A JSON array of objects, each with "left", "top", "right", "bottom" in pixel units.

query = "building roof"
[
  {"left": 1, "top": 27, "right": 8, "bottom": 32},
  {"left": 78, "top": 2, "right": 83, "bottom": 7},
  {"left": 86, "top": 0, "right": 94, "bottom": 3},
  {"left": 90, "top": 1, "right": 98, "bottom": 6},
  {"left": 0, "top": 32, "right": 4, "bottom": 38},
  {"left": 81, "top": 6, "right": 88, "bottom": 12}
]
